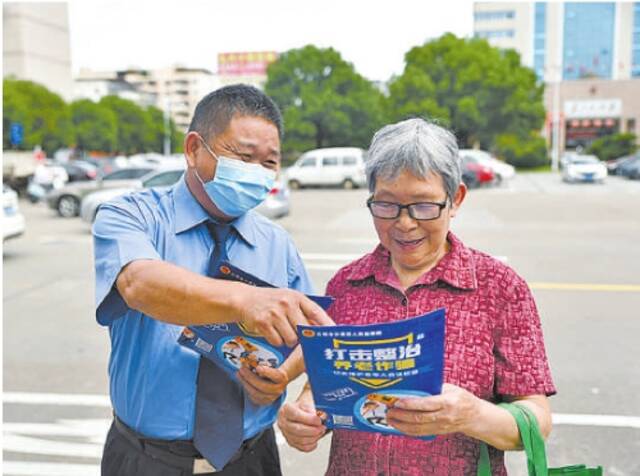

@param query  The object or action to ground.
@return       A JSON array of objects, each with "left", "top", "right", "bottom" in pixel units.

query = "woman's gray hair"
[{"left": 365, "top": 118, "right": 461, "bottom": 201}]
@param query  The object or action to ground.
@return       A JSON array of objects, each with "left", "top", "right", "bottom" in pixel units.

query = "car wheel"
[
  {"left": 288, "top": 179, "right": 301, "bottom": 190},
  {"left": 57, "top": 195, "right": 80, "bottom": 217},
  {"left": 342, "top": 178, "right": 355, "bottom": 190}
]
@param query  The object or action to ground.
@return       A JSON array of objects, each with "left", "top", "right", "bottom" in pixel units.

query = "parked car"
[
  {"left": 459, "top": 149, "right": 516, "bottom": 184},
  {"left": 623, "top": 158, "right": 640, "bottom": 180},
  {"left": 80, "top": 166, "right": 186, "bottom": 223},
  {"left": 561, "top": 155, "right": 607, "bottom": 183},
  {"left": 461, "top": 155, "right": 495, "bottom": 188},
  {"left": 285, "top": 147, "right": 366, "bottom": 189},
  {"left": 605, "top": 153, "right": 639, "bottom": 175},
  {"left": 616, "top": 155, "right": 640, "bottom": 178},
  {"left": 59, "top": 160, "right": 99, "bottom": 182},
  {"left": 46, "top": 166, "right": 156, "bottom": 217},
  {"left": 80, "top": 169, "right": 290, "bottom": 224},
  {"left": 3, "top": 185, "right": 26, "bottom": 241}
]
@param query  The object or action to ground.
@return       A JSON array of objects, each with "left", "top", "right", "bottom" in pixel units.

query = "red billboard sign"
[{"left": 218, "top": 51, "right": 278, "bottom": 75}]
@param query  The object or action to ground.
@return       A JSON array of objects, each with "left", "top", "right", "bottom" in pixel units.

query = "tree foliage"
[
  {"left": 70, "top": 99, "right": 118, "bottom": 153},
  {"left": 388, "top": 34, "right": 546, "bottom": 149},
  {"left": 265, "top": 45, "right": 386, "bottom": 153},
  {"left": 587, "top": 133, "right": 637, "bottom": 161},
  {"left": 3, "top": 78, "right": 74, "bottom": 155},
  {"left": 494, "top": 132, "right": 549, "bottom": 169}
]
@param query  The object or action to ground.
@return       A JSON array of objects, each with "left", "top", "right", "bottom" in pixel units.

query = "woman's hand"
[{"left": 386, "top": 383, "right": 481, "bottom": 437}]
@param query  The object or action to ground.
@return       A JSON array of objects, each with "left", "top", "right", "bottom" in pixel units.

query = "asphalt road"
[{"left": 3, "top": 172, "right": 640, "bottom": 475}]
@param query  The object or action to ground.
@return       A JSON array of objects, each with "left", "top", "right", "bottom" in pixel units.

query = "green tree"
[
  {"left": 3, "top": 78, "right": 74, "bottom": 154},
  {"left": 265, "top": 45, "right": 386, "bottom": 153},
  {"left": 70, "top": 99, "right": 118, "bottom": 153},
  {"left": 388, "top": 33, "right": 545, "bottom": 149},
  {"left": 99, "top": 95, "right": 151, "bottom": 155},
  {"left": 587, "top": 133, "right": 637, "bottom": 161},
  {"left": 143, "top": 106, "right": 185, "bottom": 154},
  {"left": 494, "top": 132, "right": 549, "bottom": 169}
]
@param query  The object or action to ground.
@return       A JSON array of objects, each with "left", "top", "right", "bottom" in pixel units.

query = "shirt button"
[{"left": 401, "top": 297, "right": 408, "bottom": 306}]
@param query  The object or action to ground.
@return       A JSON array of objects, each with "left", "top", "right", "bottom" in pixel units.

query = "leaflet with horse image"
[
  {"left": 177, "top": 261, "right": 334, "bottom": 378},
  {"left": 298, "top": 308, "right": 445, "bottom": 440}
]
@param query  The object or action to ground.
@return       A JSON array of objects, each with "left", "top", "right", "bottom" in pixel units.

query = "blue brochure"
[
  {"left": 298, "top": 308, "right": 445, "bottom": 439},
  {"left": 178, "top": 262, "right": 334, "bottom": 378}
]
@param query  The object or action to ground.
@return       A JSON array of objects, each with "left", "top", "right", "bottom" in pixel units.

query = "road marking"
[
  {"left": 2, "top": 462, "right": 100, "bottom": 476},
  {"left": 530, "top": 282, "right": 640, "bottom": 292},
  {"left": 3, "top": 434, "right": 103, "bottom": 458},
  {"left": 3, "top": 392, "right": 111, "bottom": 407},
  {"left": 553, "top": 413, "right": 640, "bottom": 429}
]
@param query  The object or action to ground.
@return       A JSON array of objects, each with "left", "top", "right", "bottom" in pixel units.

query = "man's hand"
[
  {"left": 386, "top": 383, "right": 481, "bottom": 437},
  {"left": 237, "top": 364, "right": 289, "bottom": 406},
  {"left": 277, "top": 400, "right": 327, "bottom": 452},
  {"left": 235, "top": 287, "right": 333, "bottom": 347}
]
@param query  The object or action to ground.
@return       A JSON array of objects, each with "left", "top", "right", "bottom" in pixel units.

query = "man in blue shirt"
[{"left": 94, "top": 85, "right": 332, "bottom": 476}]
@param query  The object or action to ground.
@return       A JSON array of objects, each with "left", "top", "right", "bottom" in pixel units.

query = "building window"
[
  {"left": 627, "top": 118, "right": 636, "bottom": 133},
  {"left": 474, "top": 10, "right": 515, "bottom": 21},
  {"left": 475, "top": 29, "right": 515, "bottom": 39},
  {"left": 534, "top": 2, "right": 547, "bottom": 81},
  {"left": 632, "top": 3, "right": 640, "bottom": 77},
  {"left": 563, "top": 3, "right": 615, "bottom": 80}
]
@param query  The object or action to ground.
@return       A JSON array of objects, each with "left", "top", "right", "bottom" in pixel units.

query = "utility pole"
[{"left": 551, "top": 2, "right": 564, "bottom": 172}]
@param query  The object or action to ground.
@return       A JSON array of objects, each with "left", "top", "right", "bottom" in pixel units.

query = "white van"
[{"left": 285, "top": 147, "right": 367, "bottom": 189}]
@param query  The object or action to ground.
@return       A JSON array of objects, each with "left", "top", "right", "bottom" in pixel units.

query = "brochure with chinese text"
[
  {"left": 178, "top": 262, "right": 334, "bottom": 378},
  {"left": 298, "top": 308, "right": 445, "bottom": 439}
]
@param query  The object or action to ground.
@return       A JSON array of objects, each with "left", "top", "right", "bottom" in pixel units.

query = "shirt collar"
[
  {"left": 172, "top": 177, "right": 257, "bottom": 247},
  {"left": 346, "top": 231, "right": 477, "bottom": 291}
]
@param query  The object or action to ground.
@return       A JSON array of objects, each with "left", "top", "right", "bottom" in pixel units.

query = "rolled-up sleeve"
[
  {"left": 494, "top": 275, "right": 556, "bottom": 397},
  {"left": 93, "top": 200, "right": 161, "bottom": 326}
]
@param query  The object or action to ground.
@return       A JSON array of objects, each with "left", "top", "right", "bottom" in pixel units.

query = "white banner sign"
[{"left": 564, "top": 99, "right": 622, "bottom": 119}]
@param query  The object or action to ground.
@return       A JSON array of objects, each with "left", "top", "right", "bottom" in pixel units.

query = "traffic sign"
[{"left": 10, "top": 123, "right": 24, "bottom": 146}]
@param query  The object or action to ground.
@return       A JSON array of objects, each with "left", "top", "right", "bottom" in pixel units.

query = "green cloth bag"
[{"left": 476, "top": 403, "right": 603, "bottom": 476}]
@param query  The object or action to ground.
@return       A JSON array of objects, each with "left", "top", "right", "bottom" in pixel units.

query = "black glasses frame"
[{"left": 366, "top": 197, "right": 448, "bottom": 221}]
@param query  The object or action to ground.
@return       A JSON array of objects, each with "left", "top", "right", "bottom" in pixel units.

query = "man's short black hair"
[{"left": 188, "top": 84, "right": 283, "bottom": 140}]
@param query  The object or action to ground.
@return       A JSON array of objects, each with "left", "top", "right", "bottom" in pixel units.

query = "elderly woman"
[{"left": 278, "top": 118, "right": 556, "bottom": 475}]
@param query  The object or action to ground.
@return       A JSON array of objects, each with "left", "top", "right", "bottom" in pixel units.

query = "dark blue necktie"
[{"left": 193, "top": 222, "right": 244, "bottom": 470}]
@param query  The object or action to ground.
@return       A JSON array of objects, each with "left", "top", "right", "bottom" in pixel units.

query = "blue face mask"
[{"left": 195, "top": 139, "right": 276, "bottom": 217}]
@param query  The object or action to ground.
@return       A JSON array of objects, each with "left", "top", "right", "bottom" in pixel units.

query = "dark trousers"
[{"left": 101, "top": 420, "right": 282, "bottom": 476}]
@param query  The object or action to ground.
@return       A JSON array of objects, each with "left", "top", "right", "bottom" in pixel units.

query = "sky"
[{"left": 68, "top": 0, "right": 475, "bottom": 82}]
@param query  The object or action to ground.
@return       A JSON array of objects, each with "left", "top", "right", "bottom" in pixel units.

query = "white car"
[
  {"left": 3, "top": 185, "right": 26, "bottom": 241},
  {"left": 285, "top": 147, "right": 367, "bottom": 189},
  {"left": 459, "top": 149, "right": 516, "bottom": 183},
  {"left": 561, "top": 155, "right": 607, "bottom": 183}
]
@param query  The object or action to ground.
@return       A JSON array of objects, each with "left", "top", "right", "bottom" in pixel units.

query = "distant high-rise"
[
  {"left": 474, "top": 2, "right": 640, "bottom": 151},
  {"left": 473, "top": 2, "right": 638, "bottom": 81},
  {"left": 3, "top": 2, "right": 73, "bottom": 100}
]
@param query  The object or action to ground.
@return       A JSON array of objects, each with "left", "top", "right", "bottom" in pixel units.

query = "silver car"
[{"left": 80, "top": 169, "right": 290, "bottom": 224}]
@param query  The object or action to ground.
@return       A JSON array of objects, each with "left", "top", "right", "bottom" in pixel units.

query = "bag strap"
[{"left": 477, "top": 403, "right": 549, "bottom": 476}]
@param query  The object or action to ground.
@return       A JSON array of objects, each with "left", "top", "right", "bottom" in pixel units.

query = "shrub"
[
  {"left": 493, "top": 133, "right": 549, "bottom": 169},
  {"left": 587, "top": 133, "right": 637, "bottom": 161}
]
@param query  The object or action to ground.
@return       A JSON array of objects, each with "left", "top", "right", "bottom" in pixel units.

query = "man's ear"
[
  {"left": 449, "top": 182, "right": 467, "bottom": 218},
  {"left": 184, "top": 132, "right": 202, "bottom": 168}
]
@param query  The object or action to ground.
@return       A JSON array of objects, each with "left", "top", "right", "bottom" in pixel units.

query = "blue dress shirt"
[{"left": 93, "top": 176, "right": 314, "bottom": 440}]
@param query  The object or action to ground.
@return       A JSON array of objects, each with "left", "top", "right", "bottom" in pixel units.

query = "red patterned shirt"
[{"left": 324, "top": 232, "right": 556, "bottom": 476}]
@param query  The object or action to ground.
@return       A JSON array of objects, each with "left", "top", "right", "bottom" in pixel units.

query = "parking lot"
[{"left": 3, "top": 172, "right": 640, "bottom": 475}]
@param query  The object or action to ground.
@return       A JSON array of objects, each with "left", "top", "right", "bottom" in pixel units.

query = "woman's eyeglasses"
[{"left": 366, "top": 197, "right": 447, "bottom": 221}]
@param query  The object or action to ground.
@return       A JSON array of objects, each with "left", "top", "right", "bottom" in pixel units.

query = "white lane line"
[
  {"left": 3, "top": 419, "right": 111, "bottom": 438},
  {"left": 3, "top": 392, "right": 111, "bottom": 407},
  {"left": 5, "top": 392, "right": 640, "bottom": 430},
  {"left": 553, "top": 413, "right": 640, "bottom": 429},
  {"left": 2, "top": 434, "right": 103, "bottom": 458},
  {"left": 3, "top": 461, "right": 100, "bottom": 476},
  {"left": 301, "top": 252, "right": 365, "bottom": 261}
]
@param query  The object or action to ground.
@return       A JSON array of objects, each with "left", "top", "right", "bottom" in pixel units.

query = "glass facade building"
[
  {"left": 633, "top": 3, "right": 640, "bottom": 77},
  {"left": 533, "top": 2, "right": 547, "bottom": 80},
  {"left": 563, "top": 2, "right": 616, "bottom": 80}
]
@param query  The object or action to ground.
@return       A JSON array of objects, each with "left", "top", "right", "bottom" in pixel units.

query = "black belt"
[{"left": 113, "top": 415, "right": 266, "bottom": 472}]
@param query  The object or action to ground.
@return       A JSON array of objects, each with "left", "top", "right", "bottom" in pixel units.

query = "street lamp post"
[{"left": 163, "top": 98, "right": 171, "bottom": 157}]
